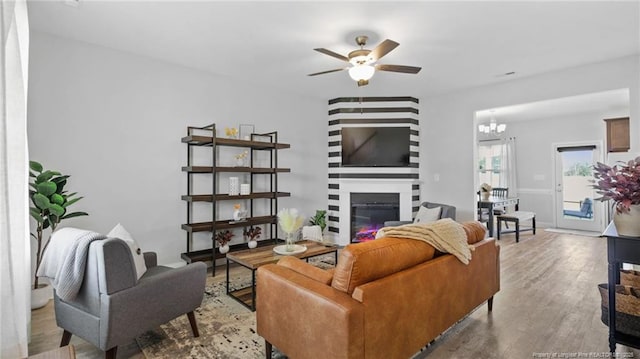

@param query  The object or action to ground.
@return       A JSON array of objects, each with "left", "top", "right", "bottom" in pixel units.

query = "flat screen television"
[{"left": 341, "top": 127, "right": 410, "bottom": 167}]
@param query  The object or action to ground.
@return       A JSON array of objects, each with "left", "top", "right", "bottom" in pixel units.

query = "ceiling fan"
[{"left": 308, "top": 35, "right": 422, "bottom": 87}]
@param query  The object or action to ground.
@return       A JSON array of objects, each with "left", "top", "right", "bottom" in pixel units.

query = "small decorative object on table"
[
  {"left": 224, "top": 127, "right": 238, "bottom": 139},
  {"left": 244, "top": 227, "right": 261, "bottom": 249},
  {"left": 480, "top": 183, "right": 492, "bottom": 201},
  {"left": 215, "top": 230, "right": 234, "bottom": 254},
  {"left": 593, "top": 157, "right": 640, "bottom": 236},
  {"left": 229, "top": 177, "right": 240, "bottom": 195},
  {"left": 277, "top": 208, "right": 305, "bottom": 253}
]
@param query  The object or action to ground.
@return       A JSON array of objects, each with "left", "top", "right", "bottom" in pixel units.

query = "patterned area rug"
[{"left": 136, "top": 255, "right": 335, "bottom": 358}]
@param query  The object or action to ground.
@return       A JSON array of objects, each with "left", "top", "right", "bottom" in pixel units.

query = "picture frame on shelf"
[{"left": 239, "top": 124, "right": 255, "bottom": 141}]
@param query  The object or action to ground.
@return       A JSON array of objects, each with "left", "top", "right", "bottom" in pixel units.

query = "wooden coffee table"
[{"left": 225, "top": 240, "right": 338, "bottom": 311}]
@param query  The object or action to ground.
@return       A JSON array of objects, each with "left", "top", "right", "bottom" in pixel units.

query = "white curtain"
[
  {"left": 0, "top": 0, "right": 30, "bottom": 358},
  {"left": 500, "top": 137, "right": 518, "bottom": 196}
]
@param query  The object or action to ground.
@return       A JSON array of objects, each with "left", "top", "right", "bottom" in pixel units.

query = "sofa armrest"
[
  {"left": 277, "top": 256, "right": 333, "bottom": 285},
  {"left": 143, "top": 252, "right": 157, "bottom": 268},
  {"left": 256, "top": 264, "right": 364, "bottom": 359}
]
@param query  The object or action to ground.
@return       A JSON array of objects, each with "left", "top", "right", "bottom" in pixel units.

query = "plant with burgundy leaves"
[
  {"left": 243, "top": 227, "right": 262, "bottom": 241},
  {"left": 592, "top": 157, "right": 640, "bottom": 214},
  {"left": 215, "top": 230, "right": 234, "bottom": 246}
]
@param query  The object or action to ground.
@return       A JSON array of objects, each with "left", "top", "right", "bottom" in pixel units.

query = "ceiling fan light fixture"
[{"left": 348, "top": 64, "right": 375, "bottom": 82}]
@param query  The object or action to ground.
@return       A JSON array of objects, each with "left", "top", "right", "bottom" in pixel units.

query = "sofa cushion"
[
  {"left": 461, "top": 221, "right": 487, "bottom": 244},
  {"left": 331, "top": 237, "right": 436, "bottom": 294},
  {"left": 413, "top": 206, "right": 441, "bottom": 224},
  {"left": 107, "top": 223, "right": 147, "bottom": 280}
]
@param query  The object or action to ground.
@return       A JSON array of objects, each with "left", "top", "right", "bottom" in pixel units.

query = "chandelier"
[{"left": 478, "top": 112, "right": 506, "bottom": 135}]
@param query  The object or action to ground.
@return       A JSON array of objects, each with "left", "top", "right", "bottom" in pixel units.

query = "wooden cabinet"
[
  {"left": 181, "top": 124, "right": 290, "bottom": 273},
  {"left": 604, "top": 117, "right": 630, "bottom": 153},
  {"left": 602, "top": 222, "right": 640, "bottom": 352}
]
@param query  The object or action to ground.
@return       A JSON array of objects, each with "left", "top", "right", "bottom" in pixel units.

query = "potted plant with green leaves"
[
  {"left": 29, "top": 161, "right": 88, "bottom": 308},
  {"left": 309, "top": 209, "right": 327, "bottom": 233},
  {"left": 593, "top": 157, "right": 640, "bottom": 236}
]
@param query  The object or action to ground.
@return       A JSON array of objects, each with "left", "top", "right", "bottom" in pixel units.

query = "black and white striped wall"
[{"left": 326, "top": 96, "right": 421, "bottom": 246}]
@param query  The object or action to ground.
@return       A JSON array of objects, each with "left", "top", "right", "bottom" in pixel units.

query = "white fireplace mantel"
[{"left": 331, "top": 179, "right": 419, "bottom": 246}]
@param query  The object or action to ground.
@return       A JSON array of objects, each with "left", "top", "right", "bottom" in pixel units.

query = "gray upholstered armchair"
[
  {"left": 384, "top": 201, "right": 457, "bottom": 227},
  {"left": 54, "top": 238, "right": 207, "bottom": 359}
]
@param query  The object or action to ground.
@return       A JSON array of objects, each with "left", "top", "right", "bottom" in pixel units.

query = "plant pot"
[
  {"left": 481, "top": 192, "right": 490, "bottom": 201},
  {"left": 219, "top": 244, "right": 230, "bottom": 254},
  {"left": 614, "top": 205, "right": 640, "bottom": 237},
  {"left": 31, "top": 283, "right": 51, "bottom": 310},
  {"left": 248, "top": 240, "right": 258, "bottom": 249}
]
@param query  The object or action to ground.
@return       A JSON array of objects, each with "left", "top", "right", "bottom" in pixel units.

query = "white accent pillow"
[
  {"left": 302, "top": 225, "right": 323, "bottom": 241},
  {"left": 413, "top": 206, "right": 442, "bottom": 224},
  {"left": 107, "top": 223, "right": 147, "bottom": 280}
]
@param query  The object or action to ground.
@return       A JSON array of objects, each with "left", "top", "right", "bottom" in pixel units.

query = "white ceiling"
[
  {"left": 27, "top": 1, "right": 640, "bottom": 100},
  {"left": 476, "top": 88, "right": 631, "bottom": 123}
]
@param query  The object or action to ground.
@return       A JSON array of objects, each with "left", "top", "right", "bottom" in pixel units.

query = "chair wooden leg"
[
  {"left": 187, "top": 311, "right": 200, "bottom": 337},
  {"left": 105, "top": 347, "right": 117, "bottom": 359},
  {"left": 515, "top": 219, "right": 520, "bottom": 243},
  {"left": 532, "top": 216, "right": 536, "bottom": 234},
  {"left": 488, "top": 296, "right": 494, "bottom": 312},
  {"left": 265, "top": 340, "right": 272, "bottom": 359},
  {"left": 60, "top": 330, "right": 72, "bottom": 347}
]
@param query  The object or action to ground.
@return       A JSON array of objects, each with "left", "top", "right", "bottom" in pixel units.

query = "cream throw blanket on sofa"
[{"left": 377, "top": 218, "right": 474, "bottom": 264}]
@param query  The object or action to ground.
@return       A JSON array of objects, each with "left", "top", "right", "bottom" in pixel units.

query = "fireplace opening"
[{"left": 350, "top": 193, "right": 400, "bottom": 243}]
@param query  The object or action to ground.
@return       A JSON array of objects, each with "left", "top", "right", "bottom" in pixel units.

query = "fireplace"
[{"left": 350, "top": 193, "right": 400, "bottom": 243}]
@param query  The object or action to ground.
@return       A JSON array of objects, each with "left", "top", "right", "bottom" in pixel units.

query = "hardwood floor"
[{"left": 29, "top": 229, "right": 640, "bottom": 358}]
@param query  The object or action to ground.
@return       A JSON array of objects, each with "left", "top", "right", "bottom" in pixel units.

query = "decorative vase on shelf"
[
  {"left": 235, "top": 157, "right": 245, "bottom": 167},
  {"left": 614, "top": 205, "right": 640, "bottom": 237},
  {"left": 248, "top": 240, "right": 258, "bottom": 249},
  {"left": 229, "top": 177, "right": 239, "bottom": 195},
  {"left": 219, "top": 244, "right": 230, "bottom": 254}
]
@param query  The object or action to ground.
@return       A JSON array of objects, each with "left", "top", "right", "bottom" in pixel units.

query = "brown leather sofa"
[{"left": 256, "top": 221, "right": 500, "bottom": 359}]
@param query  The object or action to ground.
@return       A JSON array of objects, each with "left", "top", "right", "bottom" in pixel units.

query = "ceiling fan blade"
[
  {"left": 314, "top": 48, "right": 349, "bottom": 62},
  {"left": 308, "top": 68, "right": 348, "bottom": 76},
  {"left": 376, "top": 64, "right": 422, "bottom": 74},
  {"left": 369, "top": 39, "right": 399, "bottom": 61}
]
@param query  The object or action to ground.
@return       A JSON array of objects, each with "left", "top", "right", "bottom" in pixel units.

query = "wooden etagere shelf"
[
  {"left": 181, "top": 166, "right": 290, "bottom": 173},
  {"left": 181, "top": 192, "right": 291, "bottom": 202},
  {"left": 180, "top": 124, "right": 290, "bottom": 274},
  {"left": 181, "top": 135, "right": 290, "bottom": 150},
  {"left": 181, "top": 215, "right": 277, "bottom": 232}
]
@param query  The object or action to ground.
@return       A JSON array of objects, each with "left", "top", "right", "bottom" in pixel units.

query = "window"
[{"left": 478, "top": 143, "right": 504, "bottom": 188}]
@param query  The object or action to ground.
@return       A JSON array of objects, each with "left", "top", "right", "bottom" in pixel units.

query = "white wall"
[
  {"left": 27, "top": 32, "right": 327, "bottom": 265},
  {"left": 503, "top": 107, "right": 629, "bottom": 227},
  {"left": 420, "top": 55, "right": 640, "bottom": 222}
]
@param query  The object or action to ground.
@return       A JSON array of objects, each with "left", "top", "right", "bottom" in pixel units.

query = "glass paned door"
[{"left": 554, "top": 144, "right": 603, "bottom": 232}]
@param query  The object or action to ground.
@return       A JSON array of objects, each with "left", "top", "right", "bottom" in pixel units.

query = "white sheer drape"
[
  {"left": 0, "top": 0, "right": 30, "bottom": 358},
  {"left": 499, "top": 137, "right": 518, "bottom": 196}
]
